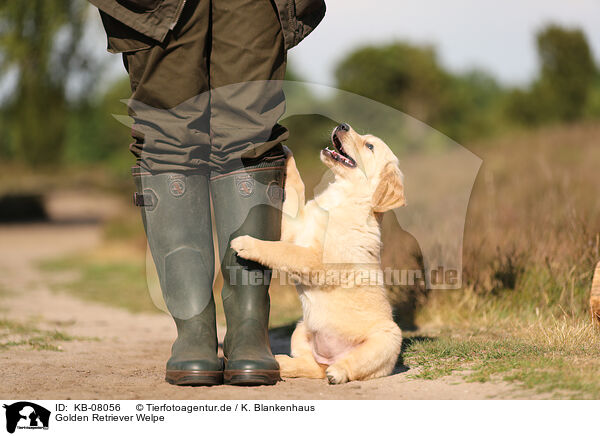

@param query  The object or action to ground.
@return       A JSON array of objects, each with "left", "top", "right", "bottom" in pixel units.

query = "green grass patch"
[
  {"left": 39, "top": 256, "right": 159, "bottom": 313},
  {"left": 102, "top": 213, "right": 145, "bottom": 242},
  {"left": 0, "top": 319, "right": 95, "bottom": 352},
  {"left": 403, "top": 322, "right": 600, "bottom": 399},
  {"left": 0, "top": 284, "right": 12, "bottom": 297}
]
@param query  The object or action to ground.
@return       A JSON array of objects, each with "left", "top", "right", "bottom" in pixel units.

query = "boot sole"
[
  {"left": 223, "top": 369, "right": 281, "bottom": 386},
  {"left": 165, "top": 370, "right": 223, "bottom": 386}
]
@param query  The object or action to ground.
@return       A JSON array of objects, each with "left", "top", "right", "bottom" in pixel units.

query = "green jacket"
[{"left": 89, "top": 0, "right": 326, "bottom": 51}]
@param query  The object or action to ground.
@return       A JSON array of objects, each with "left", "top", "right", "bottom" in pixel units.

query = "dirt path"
[{"left": 0, "top": 191, "right": 542, "bottom": 400}]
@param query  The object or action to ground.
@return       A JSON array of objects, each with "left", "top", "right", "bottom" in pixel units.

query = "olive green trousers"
[{"left": 101, "top": 0, "right": 288, "bottom": 174}]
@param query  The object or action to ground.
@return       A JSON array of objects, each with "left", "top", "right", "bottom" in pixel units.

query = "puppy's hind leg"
[
  {"left": 326, "top": 322, "right": 402, "bottom": 384},
  {"left": 275, "top": 321, "right": 326, "bottom": 379}
]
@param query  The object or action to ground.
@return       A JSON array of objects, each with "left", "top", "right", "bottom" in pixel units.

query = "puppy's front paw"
[
  {"left": 230, "top": 235, "right": 258, "bottom": 260},
  {"left": 326, "top": 365, "right": 349, "bottom": 384}
]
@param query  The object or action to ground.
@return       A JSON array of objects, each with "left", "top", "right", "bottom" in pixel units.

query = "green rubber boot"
[
  {"left": 210, "top": 157, "right": 286, "bottom": 386},
  {"left": 133, "top": 166, "right": 222, "bottom": 386}
]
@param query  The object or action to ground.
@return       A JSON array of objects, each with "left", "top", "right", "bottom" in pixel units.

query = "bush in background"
[{"left": 505, "top": 25, "right": 598, "bottom": 126}]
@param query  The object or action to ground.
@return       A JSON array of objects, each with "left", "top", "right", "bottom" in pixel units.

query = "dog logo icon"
[
  {"left": 3, "top": 402, "right": 50, "bottom": 434},
  {"left": 168, "top": 175, "right": 186, "bottom": 198},
  {"left": 266, "top": 180, "right": 284, "bottom": 205},
  {"left": 235, "top": 174, "right": 255, "bottom": 197}
]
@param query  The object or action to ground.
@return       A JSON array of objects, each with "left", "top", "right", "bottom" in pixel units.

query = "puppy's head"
[{"left": 321, "top": 123, "right": 406, "bottom": 212}]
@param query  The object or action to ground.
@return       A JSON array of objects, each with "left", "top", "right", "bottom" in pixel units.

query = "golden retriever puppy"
[{"left": 231, "top": 123, "right": 405, "bottom": 384}]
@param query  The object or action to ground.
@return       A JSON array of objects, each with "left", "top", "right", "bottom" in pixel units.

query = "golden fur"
[
  {"left": 231, "top": 125, "right": 405, "bottom": 384},
  {"left": 591, "top": 261, "right": 600, "bottom": 325}
]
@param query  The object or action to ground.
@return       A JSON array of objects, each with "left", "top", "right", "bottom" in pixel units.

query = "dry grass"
[
  {"left": 396, "top": 122, "right": 600, "bottom": 397},
  {"left": 411, "top": 121, "right": 600, "bottom": 323}
]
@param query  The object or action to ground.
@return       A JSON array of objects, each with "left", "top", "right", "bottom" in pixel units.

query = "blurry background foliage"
[
  {"left": 0, "top": 0, "right": 102, "bottom": 166},
  {"left": 0, "top": 2, "right": 598, "bottom": 170}
]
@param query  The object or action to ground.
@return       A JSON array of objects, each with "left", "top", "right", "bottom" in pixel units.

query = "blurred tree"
[
  {"left": 505, "top": 24, "right": 597, "bottom": 125},
  {"left": 334, "top": 43, "right": 504, "bottom": 142},
  {"left": 0, "top": 0, "right": 91, "bottom": 166},
  {"left": 335, "top": 43, "right": 449, "bottom": 124},
  {"left": 64, "top": 77, "right": 132, "bottom": 167},
  {"left": 439, "top": 70, "right": 504, "bottom": 141},
  {"left": 584, "top": 73, "right": 600, "bottom": 119},
  {"left": 537, "top": 25, "right": 597, "bottom": 121},
  {"left": 504, "top": 88, "right": 544, "bottom": 126}
]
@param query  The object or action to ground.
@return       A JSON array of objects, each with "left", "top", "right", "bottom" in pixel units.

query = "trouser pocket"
[
  {"left": 272, "top": 0, "right": 326, "bottom": 50},
  {"left": 99, "top": 10, "right": 154, "bottom": 54},
  {"left": 116, "top": 0, "right": 164, "bottom": 12}
]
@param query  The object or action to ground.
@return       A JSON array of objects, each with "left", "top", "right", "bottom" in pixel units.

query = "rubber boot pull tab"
[{"left": 133, "top": 190, "right": 157, "bottom": 209}]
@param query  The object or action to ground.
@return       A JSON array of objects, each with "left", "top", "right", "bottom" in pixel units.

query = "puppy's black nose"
[{"left": 338, "top": 123, "right": 350, "bottom": 132}]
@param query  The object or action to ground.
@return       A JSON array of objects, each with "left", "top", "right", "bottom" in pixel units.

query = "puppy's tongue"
[{"left": 323, "top": 147, "right": 355, "bottom": 167}]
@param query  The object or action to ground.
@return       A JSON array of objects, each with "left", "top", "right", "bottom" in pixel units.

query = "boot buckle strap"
[{"left": 133, "top": 190, "right": 157, "bottom": 209}]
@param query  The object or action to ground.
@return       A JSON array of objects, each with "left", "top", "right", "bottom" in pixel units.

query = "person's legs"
[
  {"left": 209, "top": 0, "right": 288, "bottom": 385},
  {"left": 121, "top": 0, "right": 221, "bottom": 385}
]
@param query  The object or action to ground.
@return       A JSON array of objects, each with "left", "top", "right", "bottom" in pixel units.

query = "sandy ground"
[{"left": 0, "top": 190, "right": 543, "bottom": 400}]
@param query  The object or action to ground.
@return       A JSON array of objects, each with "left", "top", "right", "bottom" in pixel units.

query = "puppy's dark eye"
[{"left": 366, "top": 143, "right": 374, "bottom": 151}]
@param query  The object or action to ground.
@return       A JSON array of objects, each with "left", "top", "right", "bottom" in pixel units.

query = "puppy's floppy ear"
[{"left": 372, "top": 162, "right": 406, "bottom": 213}]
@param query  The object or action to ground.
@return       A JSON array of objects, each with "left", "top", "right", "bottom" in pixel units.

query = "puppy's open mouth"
[{"left": 322, "top": 133, "right": 357, "bottom": 168}]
